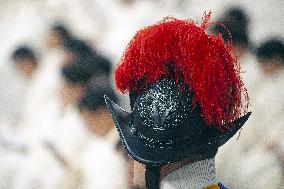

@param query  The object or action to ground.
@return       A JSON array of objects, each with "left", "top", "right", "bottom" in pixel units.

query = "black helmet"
[{"left": 105, "top": 78, "right": 250, "bottom": 165}]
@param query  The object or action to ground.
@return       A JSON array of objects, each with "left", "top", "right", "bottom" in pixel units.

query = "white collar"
[{"left": 160, "top": 158, "right": 218, "bottom": 189}]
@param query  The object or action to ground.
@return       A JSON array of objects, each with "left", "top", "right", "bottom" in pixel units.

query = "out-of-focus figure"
[
  {"left": 240, "top": 38, "right": 284, "bottom": 189},
  {"left": 78, "top": 87, "right": 118, "bottom": 140},
  {"left": 21, "top": 23, "right": 74, "bottom": 125},
  {"left": 60, "top": 62, "right": 91, "bottom": 107},
  {"left": 89, "top": 55, "right": 112, "bottom": 88},
  {"left": 211, "top": 7, "right": 250, "bottom": 57},
  {"left": 46, "top": 22, "right": 74, "bottom": 50},
  {"left": 12, "top": 46, "right": 39, "bottom": 80},
  {"left": 47, "top": 59, "right": 94, "bottom": 160},
  {"left": 217, "top": 37, "right": 284, "bottom": 189},
  {"left": 0, "top": 45, "right": 39, "bottom": 189},
  {"left": 43, "top": 22, "right": 74, "bottom": 86},
  {"left": 76, "top": 86, "right": 127, "bottom": 189},
  {"left": 0, "top": 45, "right": 40, "bottom": 141},
  {"left": 211, "top": 7, "right": 261, "bottom": 97},
  {"left": 255, "top": 38, "right": 284, "bottom": 186},
  {"left": 0, "top": 45, "right": 39, "bottom": 125},
  {"left": 39, "top": 22, "right": 72, "bottom": 92},
  {"left": 14, "top": 58, "right": 99, "bottom": 189},
  {"left": 62, "top": 38, "right": 95, "bottom": 65},
  {"left": 257, "top": 38, "right": 284, "bottom": 77},
  {"left": 213, "top": 7, "right": 283, "bottom": 189}
]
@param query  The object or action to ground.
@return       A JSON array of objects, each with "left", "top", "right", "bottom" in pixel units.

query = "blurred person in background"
[
  {"left": 212, "top": 7, "right": 282, "bottom": 189},
  {"left": 78, "top": 86, "right": 118, "bottom": 141},
  {"left": 211, "top": 7, "right": 250, "bottom": 58},
  {"left": 0, "top": 45, "right": 39, "bottom": 189},
  {"left": 21, "top": 23, "right": 75, "bottom": 125},
  {"left": 62, "top": 38, "right": 95, "bottom": 65},
  {"left": 211, "top": 7, "right": 262, "bottom": 97},
  {"left": 36, "top": 56, "right": 108, "bottom": 168},
  {"left": 217, "top": 38, "right": 284, "bottom": 189},
  {"left": 46, "top": 22, "right": 74, "bottom": 50},
  {"left": 256, "top": 38, "right": 284, "bottom": 186},
  {"left": 257, "top": 38, "right": 284, "bottom": 77},
  {"left": 77, "top": 86, "right": 127, "bottom": 188},
  {"left": 0, "top": 45, "right": 74, "bottom": 189},
  {"left": 89, "top": 55, "right": 113, "bottom": 88},
  {"left": 60, "top": 63, "right": 89, "bottom": 106},
  {"left": 210, "top": 7, "right": 256, "bottom": 143},
  {"left": 0, "top": 45, "right": 39, "bottom": 125},
  {"left": 62, "top": 46, "right": 114, "bottom": 103},
  {"left": 46, "top": 60, "right": 94, "bottom": 159},
  {"left": 0, "top": 45, "right": 40, "bottom": 138},
  {"left": 13, "top": 58, "right": 99, "bottom": 189},
  {"left": 12, "top": 46, "right": 39, "bottom": 81},
  {"left": 0, "top": 45, "right": 39, "bottom": 138},
  {"left": 42, "top": 22, "right": 74, "bottom": 84},
  {"left": 59, "top": 59, "right": 95, "bottom": 108},
  {"left": 38, "top": 22, "right": 73, "bottom": 92}
]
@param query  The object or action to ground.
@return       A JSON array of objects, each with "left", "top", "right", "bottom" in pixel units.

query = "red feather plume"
[{"left": 114, "top": 14, "right": 249, "bottom": 130}]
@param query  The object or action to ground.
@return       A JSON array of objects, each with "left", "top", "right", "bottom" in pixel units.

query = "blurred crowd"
[
  {"left": 0, "top": 0, "right": 283, "bottom": 189},
  {"left": 211, "top": 8, "right": 284, "bottom": 189}
]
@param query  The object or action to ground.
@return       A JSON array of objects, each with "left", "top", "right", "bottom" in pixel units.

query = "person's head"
[
  {"left": 93, "top": 55, "right": 112, "bottom": 76},
  {"left": 78, "top": 86, "right": 118, "bottom": 137},
  {"left": 89, "top": 55, "right": 113, "bottom": 87},
  {"left": 62, "top": 38, "right": 95, "bottom": 65},
  {"left": 105, "top": 17, "right": 251, "bottom": 188},
  {"left": 11, "top": 45, "right": 39, "bottom": 79},
  {"left": 59, "top": 60, "right": 94, "bottom": 107},
  {"left": 211, "top": 7, "right": 250, "bottom": 58},
  {"left": 257, "top": 38, "right": 284, "bottom": 76},
  {"left": 46, "top": 22, "right": 72, "bottom": 49}
]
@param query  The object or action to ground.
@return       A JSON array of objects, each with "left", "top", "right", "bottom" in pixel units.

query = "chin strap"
[{"left": 145, "top": 165, "right": 161, "bottom": 189}]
